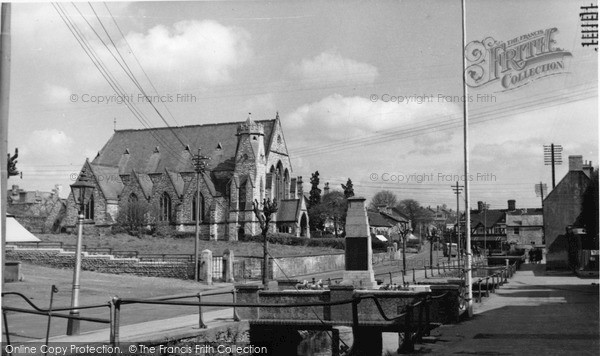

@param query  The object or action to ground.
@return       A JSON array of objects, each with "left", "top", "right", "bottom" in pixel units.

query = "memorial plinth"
[{"left": 341, "top": 197, "right": 377, "bottom": 289}]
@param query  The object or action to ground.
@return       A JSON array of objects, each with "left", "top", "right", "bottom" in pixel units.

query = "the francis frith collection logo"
[{"left": 465, "top": 28, "right": 572, "bottom": 91}]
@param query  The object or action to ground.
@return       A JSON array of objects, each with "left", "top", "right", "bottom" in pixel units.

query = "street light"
[{"left": 66, "top": 171, "right": 95, "bottom": 335}]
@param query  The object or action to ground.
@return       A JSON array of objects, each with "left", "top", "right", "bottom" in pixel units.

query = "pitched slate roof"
[
  {"left": 133, "top": 171, "right": 153, "bottom": 199},
  {"left": 367, "top": 210, "right": 396, "bottom": 228},
  {"left": 378, "top": 207, "right": 409, "bottom": 223},
  {"left": 277, "top": 199, "right": 302, "bottom": 222},
  {"left": 92, "top": 119, "right": 276, "bottom": 174},
  {"left": 470, "top": 209, "right": 505, "bottom": 229},
  {"left": 88, "top": 164, "right": 123, "bottom": 201}
]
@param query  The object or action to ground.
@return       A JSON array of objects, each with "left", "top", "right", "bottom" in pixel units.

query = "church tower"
[{"left": 228, "top": 114, "right": 267, "bottom": 240}]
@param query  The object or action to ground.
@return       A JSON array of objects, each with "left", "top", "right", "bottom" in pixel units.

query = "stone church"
[{"left": 65, "top": 113, "right": 310, "bottom": 240}]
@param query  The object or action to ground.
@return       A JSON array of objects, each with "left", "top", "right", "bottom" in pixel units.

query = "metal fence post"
[
  {"left": 402, "top": 305, "right": 414, "bottom": 353},
  {"left": 44, "top": 285, "right": 58, "bottom": 354},
  {"left": 412, "top": 268, "right": 416, "bottom": 284},
  {"left": 232, "top": 289, "right": 240, "bottom": 322},
  {"left": 402, "top": 271, "right": 406, "bottom": 285},
  {"left": 3, "top": 310, "right": 11, "bottom": 352},
  {"left": 425, "top": 296, "right": 431, "bottom": 336},
  {"left": 424, "top": 266, "right": 428, "bottom": 279},
  {"left": 113, "top": 297, "right": 121, "bottom": 345},
  {"left": 109, "top": 299, "right": 115, "bottom": 346},
  {"left": 332, "top": 328, "right": 340, "bottom": 356},
  {"left": 197, "top": 293, "right": 207, "bottom": 328}
]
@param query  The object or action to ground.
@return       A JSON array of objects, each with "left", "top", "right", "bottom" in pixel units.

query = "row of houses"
[
  {"left": 462, "top": 155, "right": 595, "bottom": 269},
  {"left": 468, "top": 199, "right": 543, "bottom": 251}
]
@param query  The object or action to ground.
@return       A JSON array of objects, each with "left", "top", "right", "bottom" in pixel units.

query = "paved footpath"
[{"left": 405, "top": 264, "right": 599, "bottom": 356}]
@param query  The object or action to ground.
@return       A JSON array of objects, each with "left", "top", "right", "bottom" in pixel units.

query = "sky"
[{"left": 5, "top": 0, "right": 598, "bottom": 212}]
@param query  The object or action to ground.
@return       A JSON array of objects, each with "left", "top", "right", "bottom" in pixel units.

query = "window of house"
[
  {"left": 192, "top": 191, "right": 204, "bottom": 222},
  {"left": 514, "top": 227, "right": 520, "bottom": 235},
  {"left": 160, "top": 192, "right": 172, "bottom": 222}
]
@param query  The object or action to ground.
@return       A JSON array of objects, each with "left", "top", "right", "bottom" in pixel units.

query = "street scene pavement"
[{"left": 408, "top": 264, "right": 599, "bottom": 356}]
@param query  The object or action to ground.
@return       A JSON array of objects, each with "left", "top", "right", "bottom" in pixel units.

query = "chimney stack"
[
  {"left": 297, "top": 176, "right": 303, "bottom": 199},
  {"left": 508, "top": 199, "right": 516, "bottom": 211},
  {"left": 569, "top": 155, "right": 583, "bottom": 172},
  {"left": 583, "top": 160, "right": 594, "bottom": 178},
  {"left": 477, "top": 201, "right": 484, "bottom": 212}
]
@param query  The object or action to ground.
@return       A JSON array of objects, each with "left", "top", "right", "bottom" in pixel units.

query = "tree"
[
  {"left": 116, "top": 199, "right": 156, "bottom": 236},
  {"left": 307, "top": 171, "right": 324, "bottom": 232},
  {"left": 319, "top": 190, "right": 348, "bottom": 237},
  {"left": 369, "top": 190, "right": 398, "bottom": 210},
  {"left": 396, "top": 199, "right": 421, "bottom": 223},
  {"left": 341, "top": 178, "right": 355, "bottom": 198},
  {"left": 252, "top": 198, "right": 278, "bottom": 287},
  {"left": 308, "top": 171, "right": 322, "bottom": 208}
]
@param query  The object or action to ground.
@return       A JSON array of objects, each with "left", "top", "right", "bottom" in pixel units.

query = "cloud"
[
  {"left": 124, "top": 20, "right": 251, "bottom": 87},
  {"left": 21, "top": 129, "right": 74, "bottom": 160},
  {"left": 284, "top": 93, "right": 460, "bottom": 146},
  {"left": 44, "top": 84, "right": 71, "bottom": 104},
  {"left": 288, "top": 51, "right": 379, "bottom": 85},
  {"left": 243, "top": 93, "right": 276, "bottom": 114}
]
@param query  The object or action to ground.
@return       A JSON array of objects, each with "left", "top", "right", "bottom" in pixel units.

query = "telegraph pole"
[
  {"left": 192, "top": 148, "right": 210, "bottom": 282},
  {"left": 544, "top": 144, "right": 563, "bottom": 189},
  {"left": 483, "top": 202, "right": 489, "bottom": 254},
  {"left": 461, "top": 0, "right": 473, "bottom": 317},
  {"left": 451, "top": 182, "right": 464, "bottom": 264}
]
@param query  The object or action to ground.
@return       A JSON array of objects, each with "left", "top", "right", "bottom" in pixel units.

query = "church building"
[{"left": 64, "top": 113, "right": 310, "bottom": 240}]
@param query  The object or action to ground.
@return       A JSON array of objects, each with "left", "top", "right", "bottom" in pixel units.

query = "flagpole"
[{"left": 461, "top": 0, "right": 473, "bottom": 317}]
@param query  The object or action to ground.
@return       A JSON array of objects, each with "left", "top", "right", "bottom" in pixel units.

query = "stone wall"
[
  {"left": 5, "top": 246, "right": 194, "bottom": 280},
  {"left": 6, "top": 247, "right": 401, "bottom": 282}
]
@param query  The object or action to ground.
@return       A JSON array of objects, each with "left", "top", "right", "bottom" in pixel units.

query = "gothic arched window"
[
  {"left": 238, "top": 180, "right": 247, "bottom": 210},
  {"left": 160, "top": 192, "right": 172, "bottom": 222},
  {"left": 192, "top": 191, "right": 204, "bottom": 222},
  {"left": 84, "top": 191, "right": 94, "bottom": 220}
]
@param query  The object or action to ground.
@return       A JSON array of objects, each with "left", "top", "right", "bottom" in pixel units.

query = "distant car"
[{"left": 443, "top": 243, "right": 458, "bottom": 257}]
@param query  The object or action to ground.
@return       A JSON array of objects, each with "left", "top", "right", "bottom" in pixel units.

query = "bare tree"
[{"left": 252, "top": 198, "right": 278, "bottom": 287}]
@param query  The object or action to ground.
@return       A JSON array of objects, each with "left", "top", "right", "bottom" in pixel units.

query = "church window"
[
  {"left": 84, "top": 192, "right": 94, "bottom": 220},
  {"left": 192, "top": 191, "right": 204, "bottom": 222},
  {"left": 238, "top": 180, "right": 247, "bottom": 210},
  {"left": 160, "top": 192, "right": 172, "bottom": 222}
]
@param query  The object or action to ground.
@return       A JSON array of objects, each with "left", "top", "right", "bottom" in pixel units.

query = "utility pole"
[
  {"left": 0, "top": 3, "right": 11, "bottom": 295},
  {"left": 535, "top": 182, "right": 547, "bottom": 245},
  {"left": 451, "top": 182, "right": 464, "bottom": 264},
  {"left": 536, "top": 181, "right": 546, "bottom": 206},
  {"left": 461, "top": 0, "right": 473, "bottom": 317},
  {"left": 544, "top": 144, "right": 563, "bottom": 189},
  {"left": 483, "top": 202, "right": 489, "bottom": 255},
  {"left": 192, "top": 148, "right": 210, "bottom": 282}
]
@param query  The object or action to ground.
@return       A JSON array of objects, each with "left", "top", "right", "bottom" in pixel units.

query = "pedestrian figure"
[{"left": 528, "top": 249, "right": 534, "bottom": 263}]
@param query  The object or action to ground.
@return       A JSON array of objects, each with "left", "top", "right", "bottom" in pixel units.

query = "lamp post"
[
  {"left": 66, "top": 171, "right": 95, "bottom": 335},
  {"left": 192, "top": 149, "right": 210, "bottom": 282}
]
